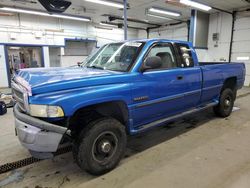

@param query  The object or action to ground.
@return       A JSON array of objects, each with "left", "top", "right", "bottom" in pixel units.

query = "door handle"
[{"left": 177, "top": 75, "right": 183, "bottom": 80}]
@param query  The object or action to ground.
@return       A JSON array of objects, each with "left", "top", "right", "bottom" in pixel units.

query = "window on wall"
[
  {"left": 61, "top": 40, "right": 97, "bottom": 67},
  {"left": 7, "top": 46, "right": 43, "bottom": 76},
  {"left": 64, "top": 40, "right": 96, "bottom": 56},
  {"left": 49, "top": 47, "right": 61, "bottom": 67},
  {"left": 145, "top": 43, "right": 177, "bottom": 70}
]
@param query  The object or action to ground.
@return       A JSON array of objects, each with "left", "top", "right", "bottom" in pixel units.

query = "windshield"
[{"left": 83, "top": 42, "right": 144, "bottom": 72}]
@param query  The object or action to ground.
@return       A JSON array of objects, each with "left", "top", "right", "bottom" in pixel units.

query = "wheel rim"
[
  {"left": 92, "top": 131, "right": 118, "bottom": 164},
  {"left": 224, "top": 96, "right": 232, "bottom": 110}
]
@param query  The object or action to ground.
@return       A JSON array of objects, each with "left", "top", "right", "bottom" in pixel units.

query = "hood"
[{"left": 15, "top": 67, "right": 123, "bottom": 94}]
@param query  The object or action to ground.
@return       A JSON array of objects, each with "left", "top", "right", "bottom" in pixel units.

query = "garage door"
[{"left": 231, "top": 15, "right": 250, "bottom": 86}]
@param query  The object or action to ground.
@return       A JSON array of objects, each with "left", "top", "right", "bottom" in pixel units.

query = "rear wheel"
[
  {"left": 213, "top": 88, "right": 235, "bottom": 117},
  {"left": 73, "top": 117, "right": 127, "bottom": 175}
]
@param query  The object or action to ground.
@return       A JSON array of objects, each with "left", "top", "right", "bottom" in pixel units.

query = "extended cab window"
[
  {"left": 145, "top": 43, "right": 177, "bottom": 70},
  {"left": 177, "top": 44, "right": 194, "bottom": 68}
]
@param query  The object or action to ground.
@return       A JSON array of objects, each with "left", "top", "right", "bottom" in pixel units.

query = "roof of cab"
[{"left": 126, "top": 38, "right": 192, "bottom": 46}]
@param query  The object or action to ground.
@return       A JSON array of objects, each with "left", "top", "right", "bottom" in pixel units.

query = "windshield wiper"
[{"left": 86, "top": 65, "right": 104, "bottom": 70}]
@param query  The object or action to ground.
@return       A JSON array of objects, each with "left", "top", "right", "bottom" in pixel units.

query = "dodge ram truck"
[{"left": 12, "top": 39, "right": 246, "bottom": 175}]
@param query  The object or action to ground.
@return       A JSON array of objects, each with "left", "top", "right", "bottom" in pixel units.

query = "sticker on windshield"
[{"left": 125, "top": 42, "right": 142, "bottom": 47}]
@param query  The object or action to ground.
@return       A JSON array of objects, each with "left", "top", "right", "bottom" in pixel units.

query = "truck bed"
[
  {"left": 199, "top": 62, "right": 245, "bottom": 105},
  {"left": 199, "top": 62, "right": 230, "bottom": 65}
]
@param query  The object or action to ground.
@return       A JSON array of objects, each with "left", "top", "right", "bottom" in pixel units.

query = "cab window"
[
  {"left": 145, "top": 43, "right": 177, "bottom": 71},
  {"left": 177, "top": 44, "right": 194, "bottom": 68}
]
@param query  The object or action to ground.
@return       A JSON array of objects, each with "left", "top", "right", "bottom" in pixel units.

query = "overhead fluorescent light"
[
  {"left": 100, "top": 22, "right": 117, "bottom": 27},
  {"left": 148, "top": 7, "right": 181, "bottom": 17},
  {"left": 147, "top": 13, "right": 171, "bottom": 20},
  {"left": 0, "top": 7, "right": 91, "bottom": 22},
  {"left": 237, "top": 56, "right": 249, "bottom": 61},
  {"left": 9, "top": 47, "right": 21, "bottom": 50},
  {"left": 84, "top": 0, "right": 124, "bottom": 9},
  {"left": 0, "top": 7, "right": 49, "bottom": 16},
  {"left": 52, "top": 14, "right": 90, "bottom": 22},
  {"left": 95, "top": 26, "right": 113, "bottom": 30},
  {"left": 180, "top": 0, "right": 212, "bottom": 11}
]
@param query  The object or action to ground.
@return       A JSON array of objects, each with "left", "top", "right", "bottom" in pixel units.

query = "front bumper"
[{"left": 14, "top": 105, "right": 68, "bottom": 155}]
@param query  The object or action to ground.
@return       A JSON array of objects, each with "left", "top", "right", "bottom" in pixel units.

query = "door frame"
[{"left": 4, "top": 44, "right": 46, "bottom": 88}]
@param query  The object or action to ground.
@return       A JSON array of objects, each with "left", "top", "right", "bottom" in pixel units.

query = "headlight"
[{"left": 29, "top": 104, "right": 64, "bottom": 118}]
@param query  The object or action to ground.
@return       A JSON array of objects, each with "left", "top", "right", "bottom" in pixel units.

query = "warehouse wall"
[
  {"left": 200, "top": 12, "right": 250, "bottom": 86},
  {"left": 208, "top": 12, "right": 232, "bottom": 62},
  {"left": 0, "top": 45, "right": 9, "bottom": 88},
  {"left": 0, "top": 14, "right": 139, "bottom": 87},
  {"left": 136, "top": 16, "right": 231, "bottom": 63},
  {"left": 196, "top": 12, "right": 232, "bottom": 63},
  {"left": 137, "top": 30, "right": 147, "bottom": 39},
  {"left": 148, "top": 23, "right": 188, "bottom": 41},
  {"left": 0, "top": 14, "right": 138, "bottom": 47}
]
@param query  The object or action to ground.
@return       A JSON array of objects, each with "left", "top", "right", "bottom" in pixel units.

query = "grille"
[{"left": 12, "top": 82, "right": 28, "bottom": 112}]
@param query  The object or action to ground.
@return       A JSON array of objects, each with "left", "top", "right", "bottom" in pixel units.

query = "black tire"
[
  {"left": 213, "top": 88, "right": 235, "bottom": 117},
  {"left": 73, "top": 117, "right": 127, "bottom": 175}
]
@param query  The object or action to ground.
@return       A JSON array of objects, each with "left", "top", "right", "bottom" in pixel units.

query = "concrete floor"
[{"left": 0, "top": 87, "right": 250, "bottom": 188}]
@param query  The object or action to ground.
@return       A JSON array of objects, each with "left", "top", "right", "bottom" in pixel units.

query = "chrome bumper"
[
  {"left": 15, "top": 118, "right": 64, "bottom": 152},
  {"left": 14, "top": 105, "right": 68, "bottom": 154}
]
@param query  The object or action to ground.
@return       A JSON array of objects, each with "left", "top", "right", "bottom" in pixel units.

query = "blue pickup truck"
[{"left": 12, "top": 39, "right": 245, "bottom": 175}]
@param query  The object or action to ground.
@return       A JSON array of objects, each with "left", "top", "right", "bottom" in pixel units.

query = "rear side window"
[{"left": 177, "top": 44, "right": 194, "bottom": 68}]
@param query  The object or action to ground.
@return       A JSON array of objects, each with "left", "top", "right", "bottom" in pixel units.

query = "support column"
[
  {"left": 189, "top": 9, "right": 196, "bottom": 44},
  {"left": 229, "top": 11, "right": 236, "bottom": 63},
  {"left": 42, "top": 46, "right": 50, "bottom": 68},
  {"left": 123, "top": 0, "right": 128, "bottom": 40},
  {"left": 0, "top": 45, "right": 10, "bottom": 88},
  {"left": 146, "top": 28, "right": 150, "bottom": 39}
]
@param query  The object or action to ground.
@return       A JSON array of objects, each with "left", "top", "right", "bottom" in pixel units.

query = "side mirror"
[{"left": 141, "top": 56, "right": 162, "bottom": 72}]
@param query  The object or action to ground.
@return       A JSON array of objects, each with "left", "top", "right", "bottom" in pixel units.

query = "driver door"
[{"left": 131, "top": 42, "right": 199, "bottom": 128}]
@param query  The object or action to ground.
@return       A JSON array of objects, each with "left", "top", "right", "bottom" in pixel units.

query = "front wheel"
[
  {"left": 73, "top": 117, "right": 127, "bottom": 175},
  {"left": 213, "top": 88, "right": 235, "bottom": 117}
]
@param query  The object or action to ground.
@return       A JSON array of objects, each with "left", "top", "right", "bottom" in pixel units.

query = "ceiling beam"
[
  {"left": 100, "top": 21, "right": 147, "bottom": 30},
  {"left": 211, "top": 6, "right": 233, "bottom": 15},
  {"left": 102, "top": 14, "right": 162, "bottom": 27}
]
